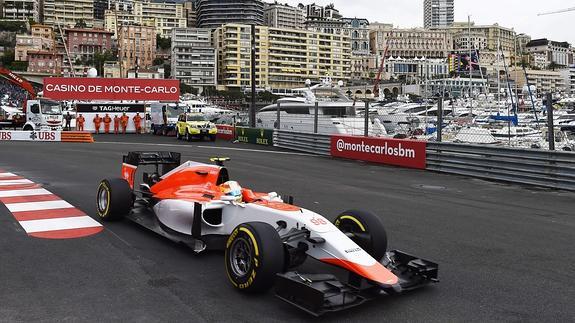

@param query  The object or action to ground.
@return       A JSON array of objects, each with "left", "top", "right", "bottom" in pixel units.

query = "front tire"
[
  {"left": 210, "top": 134, "right": 217, "bottom": 142},
  {"left": 176, "top": 127, "right": 182, "bottom": 140},
  {"left": 97, "top": 178, "right": 133, "bottom": 221},
  {"left": 185, "top": 129, "right": 192, "bottom": 141},
  {"left": 225, "top": 222, "right": 285, "bottom": 293},
  {"left": 334, "top": 210, "right": 388, "bottom": 261}
]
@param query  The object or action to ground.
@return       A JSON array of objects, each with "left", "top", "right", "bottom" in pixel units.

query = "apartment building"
[
  {"left": 43, "top": 0, "right": 94, "bottom": 28},
  {"left": 526, "top": 39, "right": 573, "bottom": 68},
  {"left": 424, "top": 0, "right": 454, "bottom": 29},
  {"left": 214, "top": 23, "right": 351, "bottom": 91},
  {"left": 263, "top": 2, "right": 305, "bottom": 30},
  {"left": 511, "top": 68, "right": 566, "bottom": 94},
  {"left": 64, "top": 28, "right": 113, "bottom": 62},
  {"left": 370, "top": 23, "right": 453, "bottom": 59},
  {"left": 133, "top": 0, "right": 187, "bottom": 37},
  {"left": 118, "top": 25, "right": 157, "bottom": 76},
  {"left": 104, "top": 0, "right": 187, "bottom": 37},
  {"left": 27, "top": 50, "right": 62, "bottom": 75},
  {"left": 448, "top": 22, "right": 516, "bottom": 54},
  {"left": 171, "top": 28, "right": 217, "bottom": 93},
  {"left": 196, "top": 0, "right": 264, "bottom": 30},
  {"left": 31, "top": 25, "right": 56, "bottom": 48},
  {"left": 1, "top": 0, "right": 40, "bottom": 22}
]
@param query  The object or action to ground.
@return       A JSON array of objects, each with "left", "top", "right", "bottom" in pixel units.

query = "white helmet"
[{"left": 220, "top": 181, "right": 242, "bottom": 202}]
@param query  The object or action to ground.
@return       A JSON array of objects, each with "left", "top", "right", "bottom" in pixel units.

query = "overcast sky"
[{"left": 282, "top": 0, "right": 575, "bottom": 44}]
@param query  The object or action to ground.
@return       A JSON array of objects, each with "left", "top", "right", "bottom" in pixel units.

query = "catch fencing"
[{"left": 274, "top": 130, "right": 575, "bottom": 191}]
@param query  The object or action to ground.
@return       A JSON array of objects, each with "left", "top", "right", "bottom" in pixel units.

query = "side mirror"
[{"left": 30, "top": 104, "right": 40, "bottom": 114}]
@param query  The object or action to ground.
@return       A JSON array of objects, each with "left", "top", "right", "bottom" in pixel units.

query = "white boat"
[
  {"left": 489, "top": 126, "right": 541, "bottom": 140},
  {"left": 453, "top": 126, "right": 500, "bottom": 144},
  {"left": 179, "top": 99, "right": 236, "bottom": 121},
  {"left": 375, "top": 103, "right": 452, "bottom": 134},
  {"left": 257, "top": 78, "right": 387, "bottom": 136}
]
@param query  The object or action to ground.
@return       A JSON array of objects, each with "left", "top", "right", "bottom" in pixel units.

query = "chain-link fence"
[{"left": 255, "top": 96, "right": 575, "bottom": 152}]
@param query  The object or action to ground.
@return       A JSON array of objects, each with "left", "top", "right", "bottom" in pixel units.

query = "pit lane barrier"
[
  {"left": 0, "top": 131, "right": 94, "bottom": 143},
  {"left": 273, "top": 130, "right": 575, "bottom": 191}
]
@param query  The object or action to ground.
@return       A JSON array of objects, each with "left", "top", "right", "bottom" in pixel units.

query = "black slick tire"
[
  {"left": 225, "top": 222, "right": 284, "bottom": 293},
  {"left": 96, "top": 178, "right": 133, "bottom": 221},
  {"left": 334, "top": 210, "right": 388, "bottom": 261}
]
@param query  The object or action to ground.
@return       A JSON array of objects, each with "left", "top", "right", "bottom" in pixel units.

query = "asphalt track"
[{"left": 0, "top": 134, "right": 574, "bottom": 322}]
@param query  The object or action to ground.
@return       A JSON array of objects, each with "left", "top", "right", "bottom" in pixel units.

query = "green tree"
[
  {"left": 0, "top": 21, "right": 27, "bottom": 32},
  {"left": 9, "top": 61, "right": 28, "bottom": 71},
  {"left": 180, "top": 81, "right": 193, "bottom": 94},
  {"left": 163, "top": 63, "right": 171, "bottom": 79},
  {"left": 1, "top": 49, "right": 15, "bottom": 66},
  {"left": 74, "top": 19, "right": 87, "bottom": 28},
  {"left": 547, "top": 62, "right": 559, "bottom": 71},
  {"left": 93, "top": 50, "right": 118, "bottom": 76},
  {"left": 156, "top": 35, "right": 171, "bottom": 50},
  {"left": 153, "top": 57, "right": 164, "bottom": 66},
  {"left": 203, "top": 86, "right": 217, "bottom": 97}
]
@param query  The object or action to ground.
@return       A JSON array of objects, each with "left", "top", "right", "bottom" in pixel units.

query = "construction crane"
[
  {"left": 538, "top": 7, "right": 575, "bottom": 16},
  {"left": 373, "top": 45, "right": 389, "bottom": 99}
]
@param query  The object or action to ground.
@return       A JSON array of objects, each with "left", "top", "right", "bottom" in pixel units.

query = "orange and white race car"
[{"left": 96, "top": 152, "right": 438, "bottom": 316}]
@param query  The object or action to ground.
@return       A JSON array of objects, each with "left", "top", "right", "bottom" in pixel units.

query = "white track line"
[
  {"left": 6, "top": 200, "right": 74, "bottom": 212},
  {"left": 19, "top": 216, "right": 101, "bottom": 233},
  {"left": 94, "top": 141, "right": 315, "bottom": 156},
  {"left": 0, "top": 179, "right": 33, "bottom": 186},
  {"left": 0, "top": 173, "right": 16, "bottom": 178},
  {"left": 0, "top": 188, "right": 51, "bottom": 198}
]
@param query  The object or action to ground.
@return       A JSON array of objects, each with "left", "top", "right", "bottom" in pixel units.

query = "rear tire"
[
  {"left": 96, "top": 178, "right": 133, "bottom": 221},
  {"left": 176, "top": 128, "right": 182, "bottom": 140},
  {"left": 334, "top": 210, "right": 388, "bottom": 261},
  {"left": 23, "top": 125, "right": 33, "bottom": 131},
  {"left": 225, "top": 222, "right": 285, "bottom": 293}
]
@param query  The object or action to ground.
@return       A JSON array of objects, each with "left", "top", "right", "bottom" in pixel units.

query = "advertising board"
[{"left": 331, "top": 135, "right": 426, "bottom": 169}]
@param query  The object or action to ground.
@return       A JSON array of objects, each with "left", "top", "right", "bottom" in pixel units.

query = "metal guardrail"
[
  {"left": 274, "top": 130, "right": 575, "bottom": 191},
  {"left": 273, "top": 130, "right": 331, "bottom": 156},
  {"left": 426, "top": 142, "right": 575, "bottom": 191}
]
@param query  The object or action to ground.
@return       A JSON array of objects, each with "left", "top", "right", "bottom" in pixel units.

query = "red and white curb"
[{"left": 0, "top": 171, "right": 103, "bottom": 239}]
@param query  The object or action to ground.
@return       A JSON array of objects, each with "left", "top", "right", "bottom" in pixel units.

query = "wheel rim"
[
  {"left": 97, "top": 188, "right": 108, "bottom": 212},
  {"left": 229, "top": 237, "right": 253, "bottom": 277}
]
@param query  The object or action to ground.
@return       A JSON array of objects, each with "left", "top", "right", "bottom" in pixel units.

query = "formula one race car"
[{"left": 96, "top": 152, "right": 438, "bottom": 316}]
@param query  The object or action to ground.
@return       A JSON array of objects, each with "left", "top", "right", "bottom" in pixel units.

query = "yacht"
[
  {"left": 180, "top": 99, "right": 236, "bottom": 121},
  {"left": 257, "top": 78, "right": 387, "bottom": 136},
  {"left": 375, "top": 103, "right": 453, "bottom": 134}
]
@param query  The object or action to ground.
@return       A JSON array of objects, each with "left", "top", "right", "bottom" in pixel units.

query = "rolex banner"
[{"left": 234, "top": 127, "right": 274, "bottom": 146}]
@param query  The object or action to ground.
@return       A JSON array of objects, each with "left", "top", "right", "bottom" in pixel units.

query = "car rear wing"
[{"left": 122, "top": 152, "right": 181, "bottom": 188}]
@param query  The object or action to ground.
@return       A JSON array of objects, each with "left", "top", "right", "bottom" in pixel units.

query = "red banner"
[
  {"left": 216, "top": 125, "right": 235, "bottom": 141},
  {"left": 43, "top": 78, "right": 180, "bottom": 101},
  {"left": 331, "top": 135, "right": 426, "bottom": 169}
]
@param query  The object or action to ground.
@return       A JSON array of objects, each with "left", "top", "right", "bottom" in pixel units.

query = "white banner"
[{"left": 0, "top": 131, "right": 61, "bottom": 142}]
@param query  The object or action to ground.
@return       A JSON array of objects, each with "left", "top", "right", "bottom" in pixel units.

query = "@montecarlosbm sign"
[
  {"left": 235, "top": 127, "right": 274, "bottom": 146},
  {"left": 43, "top": 78, "right": 180, "bottom": 101},
  {"left": 76, "top": 103, "right": 146, "bottom": 114},
  {"left": 331, "top": 135, "right": 427, "bottom": 169}
]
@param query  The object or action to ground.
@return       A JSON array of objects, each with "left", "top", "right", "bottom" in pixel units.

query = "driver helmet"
[{"left": 220, "top": 181, "right": 242, "bottom": 202}]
